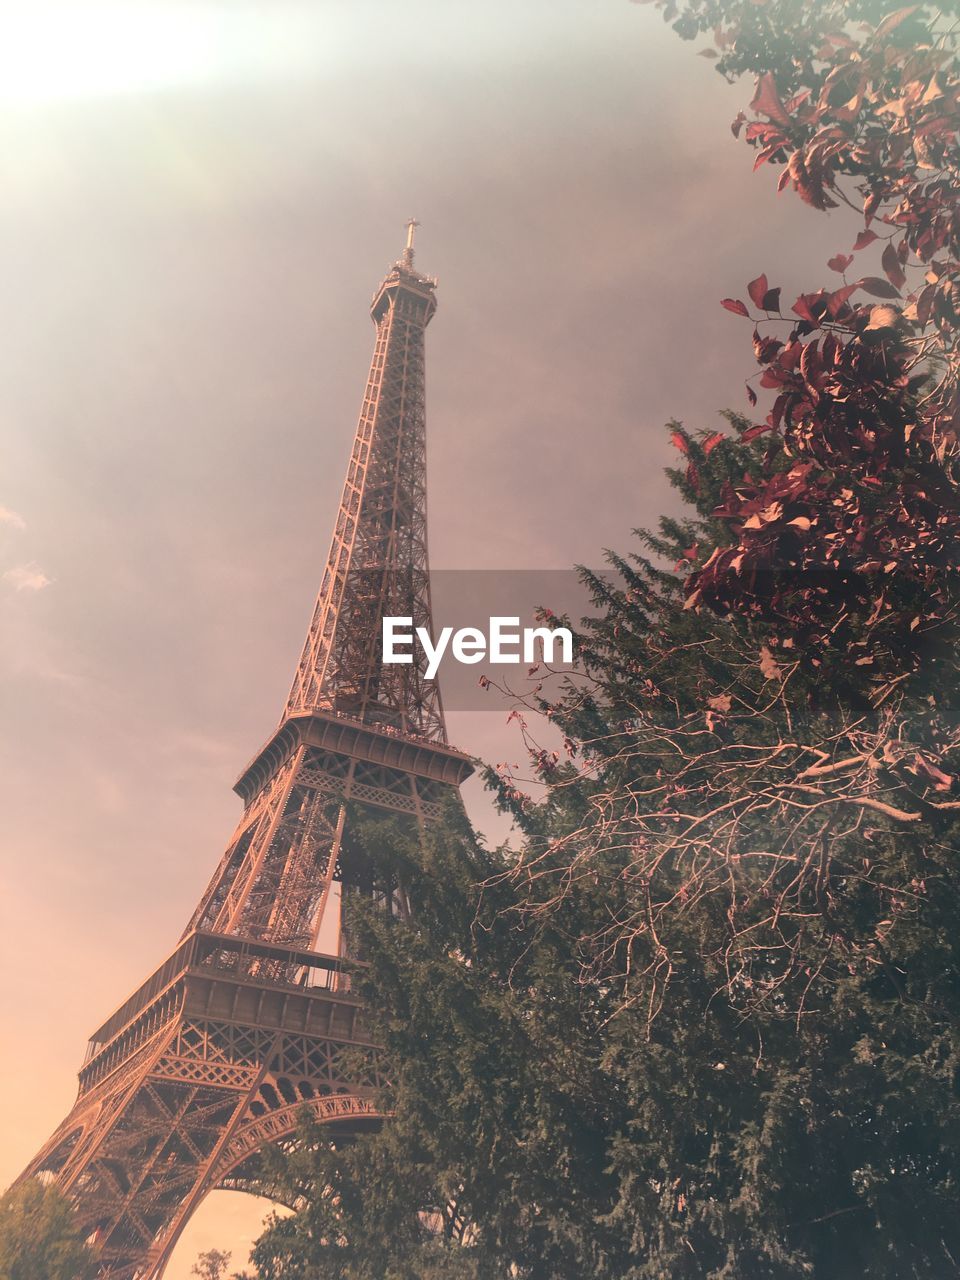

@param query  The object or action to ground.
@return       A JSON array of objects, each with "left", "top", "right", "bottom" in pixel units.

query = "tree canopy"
[{"left": 0, "top": 1180, "right": 99, "bottom": 1280}]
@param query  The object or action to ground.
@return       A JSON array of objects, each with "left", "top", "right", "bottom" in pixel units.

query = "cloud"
[
  {"left": 3, "top": 561, "right": 52, "bottom": 592},
  {"left": 0, "top": 506, "right": 26, "bottom": 531}
]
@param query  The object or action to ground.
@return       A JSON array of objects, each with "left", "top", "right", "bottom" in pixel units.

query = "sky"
[{"left": 0, "top": 0, "right": 849, "bottom": 1273}]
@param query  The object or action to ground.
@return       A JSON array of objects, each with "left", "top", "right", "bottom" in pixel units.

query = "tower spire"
[
  {"left": 402, "top": 216, "right": 419, "bottom": 267},
  {"left": 284, "top": 222, "right": 444, "bottom": 742}
]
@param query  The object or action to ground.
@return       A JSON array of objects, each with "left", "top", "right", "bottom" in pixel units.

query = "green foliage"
[
  {"left": 492, "top": 420, "right": 960, "bottom": 1275},
  {"left": 192, "top": 1248, "right": 233, "bottom": 1280},
  {"left": 0, "top": 1180, "right": 99, "bottom": 1280}
]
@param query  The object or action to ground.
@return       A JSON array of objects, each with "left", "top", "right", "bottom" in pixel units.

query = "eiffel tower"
[{"left": 19, "top": 223, "right": 472, "bottom": 1279}]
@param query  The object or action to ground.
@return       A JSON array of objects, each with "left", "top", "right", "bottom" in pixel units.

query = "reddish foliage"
[
  {"left": 648, "top": 0, "right": 960, "bottom": 688},
  {"left": 721, "top": 297, "right": 751, "bottom": 316}
]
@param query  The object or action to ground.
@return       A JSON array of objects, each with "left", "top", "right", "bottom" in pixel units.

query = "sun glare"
[{"left": 0, "top": 2, "right": 324, "bottom": 105}]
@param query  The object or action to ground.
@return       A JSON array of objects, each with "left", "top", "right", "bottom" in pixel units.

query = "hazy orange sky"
[{"left": 0, "top": 1, "right": 848, "bottom": 1272}]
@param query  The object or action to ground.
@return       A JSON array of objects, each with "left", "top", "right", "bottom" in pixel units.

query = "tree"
[
  {"left": 489, "top": 421, "right": 960, "bottom": 1274},
  {"left": 192, "top": 1249, "right": 232, "bottom": 1280},
  {"left": 246, "top": 808, "right": 569, "bottom": 1280},
  {"left": 245, "top": 2, "right": 960, "bottom": 1276},
  {"left": 0, "top": 1180, "right": 99, "bottom": 1280}
]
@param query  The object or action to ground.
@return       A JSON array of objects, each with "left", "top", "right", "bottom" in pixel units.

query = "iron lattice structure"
[{"left": 19, "top": 226, "right": 472, "bottom": 1280}]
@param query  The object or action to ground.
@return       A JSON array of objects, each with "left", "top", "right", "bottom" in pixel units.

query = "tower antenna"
[{"left": 402, "top": 216, "right": 420, "bottom": 267}]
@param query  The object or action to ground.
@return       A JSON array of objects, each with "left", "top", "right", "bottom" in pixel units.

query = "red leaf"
[
  {"left": 703, "top": 431, "right": 726, "bottom": 453},
  {"left": 780, "top": 341, "right": 803, "bottom": 371},
  {"left": 792, "top": 293, "right": 819, "bottom": 323},
  {"left": 671, "top": 430, "right": 689, "bottom": 455},
  {"left": 750, "top": 72, "right": 792, "bottom": 127},
  {"left": 866, "top": 304, "right": 900, "bottom": 331},
  {"left": 745, "top": 384, "right": 758, "bottom": 407},
  {"left": 748, "top": 274, "right": 769, "bottom": 308},
  {"left": 826, "top": 282, "right": 861, "bottom": 317},
  {"left": 860, "top": 276, "right": 901, "bottom": 299},
  {"left": 853, "top": 229, "right": 879, "bottom": 251},
  {"left": 800, "top": 340, "right": 820, "bottom": 383},
  {"left": 916, "top": 283, "right": 936, "bottom": 326},
  {"left": 785, "top": 89, "right": 811, "bottom": 114},
  {"left": 762, "top": 286, "right": 782, "bottom": 312},
  {"left": 828, "top": 253, "right": 854, "bottom": 273},
  {"left": 874, "top": 6, "right": 918, "bottom": 41},
  {"left": 882, "top": 242, "right": 907, "bottom": 290},
  {"left": 753, "top": 332, "right": 783, "bottom": 362},
  {"left": 742, "top": 420, "right": 774, "bottom": 442},
  {"left": 754, "top": 143, "right": 785, "bottom": 172},
  {"left": 721, "top": 298, "right": 750, "bottom": 317},
  {"left": 745, "top": 122, "right": 778, "bottom": 142}
]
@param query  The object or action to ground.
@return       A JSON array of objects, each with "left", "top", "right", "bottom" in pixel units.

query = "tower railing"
[{"left": 81, "top": 931, "right": 357, "bottom": 1069}]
